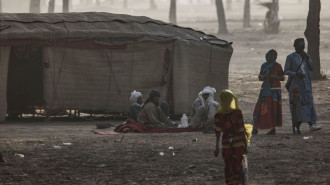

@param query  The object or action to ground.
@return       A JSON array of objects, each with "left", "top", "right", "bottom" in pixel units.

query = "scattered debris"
[
  {"left": 159, "top": 152, "right": 164, "bottom": 156},
  {"left": 192, "top": 138, "right": 198, "bottom": 142},
  {"left": 14, "top": 154, "right": 25, "bottom": 158},
  {"left": 168, "top": 146, "right": 174, "bottom": 150},
  {"left": 53, "top": 146, "right": 62, "bottom": 149},
  {"left": 303, "top": 136, "right": 313, "bottom": 140},
  {"left": 63, "top": 143, "right": 72, "bottom": 146},
  {"left": 172, "top": 152, "right": 175, "bottom": 156}
]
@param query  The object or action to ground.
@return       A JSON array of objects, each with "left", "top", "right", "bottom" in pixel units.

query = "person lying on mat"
[
  {"left": 137, "top": 90, "right": 175, "bottom": 128},
  {"left": 189, "top": 86, "right": 220, "bottom": 130},
  {"left": 128, "top": 91, "right": 143, "bottom": 121}
]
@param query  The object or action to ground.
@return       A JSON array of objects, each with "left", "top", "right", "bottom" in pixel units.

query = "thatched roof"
[{"left": 0, "top": 12, "right": 229, "bottom": 46}]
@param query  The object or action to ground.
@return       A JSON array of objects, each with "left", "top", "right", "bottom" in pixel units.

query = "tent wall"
[
  {"left": 43, "top": 42, "right": 174, "bottom": 113},
  {"left": 0, "top": 47, "right": 11, "bottom": 121},
  {"left": 172, "top": 40, "right": 232, "bottom": 115}
]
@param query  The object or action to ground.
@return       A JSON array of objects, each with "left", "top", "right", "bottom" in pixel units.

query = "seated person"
[
  {"left": 128, "top": 91, "right": 143, "bottom": 121},
  {"left": 189, "top": 86, "right": 220, "bottom": 130},
  {"left": 137, "top": 90, "right": 174, "bottom": 128}
]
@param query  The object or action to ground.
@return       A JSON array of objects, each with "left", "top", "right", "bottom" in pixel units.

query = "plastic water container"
[{"left": 181, "top": 114, "right": 188, "bottom": 127}]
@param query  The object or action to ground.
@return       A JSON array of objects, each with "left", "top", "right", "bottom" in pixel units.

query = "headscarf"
[
  {"left": 130, "top": 91, "right": 142, "bottom": 104},
  {"left": 197, "top": 91, "right": 205, "bottom": 106},
  {"left": 143, "top": 89, "right": 161, "bottom": 107},
  {"left": 202, "top": 86, "right": 217, "bottom": 102},
  {"left": 260, "top": 49, "right": 276, "bottom": 97},
  {"left": 217, "top": 89, "right": 241, "bottom": 114}
]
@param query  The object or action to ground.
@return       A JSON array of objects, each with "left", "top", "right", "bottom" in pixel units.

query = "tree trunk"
[
  {"left": 169, "top": 0, "right": 176, "bottom": 24},
  {"left": 243, "top": 0, "right": 250, "bottom": 27},
  {"left": 30, "top": 0, "right": 41, "bottom": 13},
  {"left": 216, "top": 0, "right": 228, "bottom": 34},
  {"left": 150, "top": 0, "right": 157, "bottom": 10},
  {"left": 0, "top": 0, "right": 2, "bottom": 13},
  {"left": 48, "top": 0, "right": 55, "bottom": 13},
  {"left": 63, "top": 0, "right": 69, "bottom": 12},
  {"left": 304, "top": 0, "right": 322, "bottom": 79}
]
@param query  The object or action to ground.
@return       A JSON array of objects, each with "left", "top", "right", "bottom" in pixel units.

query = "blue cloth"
[
  {"left": 284, "top": 52, "right": 318, "bottom": 123},
  {"left": 260, "top": 50, "right": 276, "bottom": 97},
  {"left": 128, "top": 104, "right": 142, "bottom": 121},
  {"left": 160, "top": 101, "right": 170, "bottom": 117}
]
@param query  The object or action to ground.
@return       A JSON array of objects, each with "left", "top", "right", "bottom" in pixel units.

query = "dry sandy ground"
[
  {"left": 1, "top": 1, "right": 330, "bottom": 185},
  {"left": 0, "top": 76, "right": 329, "bottom": 185}
]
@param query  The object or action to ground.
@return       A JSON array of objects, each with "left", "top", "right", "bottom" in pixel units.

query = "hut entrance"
[{"left": 7, "top": 46, "right": 44, "bottom": 117}]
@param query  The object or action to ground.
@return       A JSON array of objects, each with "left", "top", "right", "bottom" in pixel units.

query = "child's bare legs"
[
  {"left": 292, "top": 122, "right": 302, "bottom": 134},
  {"left": 296, "top": 122, "right": 302, "bottom": 134}
]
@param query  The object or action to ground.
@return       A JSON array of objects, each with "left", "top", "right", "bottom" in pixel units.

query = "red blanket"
[{"left": 113, "top": 119, "right": 202, "bottom": 133}]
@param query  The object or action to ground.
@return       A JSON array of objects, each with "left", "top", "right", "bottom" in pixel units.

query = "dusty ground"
[{"left": 1, "top": 1, "right": 330, "bottom": 185}]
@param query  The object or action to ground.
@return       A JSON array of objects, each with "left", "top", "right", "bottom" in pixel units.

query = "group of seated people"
[{"left": 128, "top": 86, "right": 220, "bottom": 130}]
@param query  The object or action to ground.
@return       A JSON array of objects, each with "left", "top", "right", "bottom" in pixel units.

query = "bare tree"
[
  {"left": 304, "top": 0, "right": 322, "bottom": 79},
  {"left": 48, "top": 0, "right": 55, "bottom": 13},
  {"left": 150, "top": 0, "right": 157, "bottom": 10},
  {"left": 30, "top": 0, "right": 41, "bottom": 13},
  {"left": 63, "top": 0, "right": 69, "bottom": 12},
  {"left": 216, "top": 0, "right": 228, "bottom": 33},
  {"left": 243, "top": 0, "right": 251, "bottom": 27},
  {"left": 169, "top": 0, "right": 176, "bottom": 24},
  {"left": 0, "top": 0, "right": 2, "bottom": 13}
]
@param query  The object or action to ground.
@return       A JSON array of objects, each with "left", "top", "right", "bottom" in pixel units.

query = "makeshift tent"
[{"left": 0, "top": 12, "right": 233, "bottom": 121}]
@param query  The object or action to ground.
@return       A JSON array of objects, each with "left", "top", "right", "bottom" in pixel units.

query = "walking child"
[
  {"left": 214, "top": 90, "right": 248, "bottom": 185},
  {"left": 290, "top": 86, "right": 308, "bottom": 134}
]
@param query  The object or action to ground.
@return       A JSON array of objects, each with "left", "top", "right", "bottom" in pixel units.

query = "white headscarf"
[
  {"left": 198, "top": 91, "right": 205, "bottom": 106},
  {"left": 202, "top": 86, "right": 216, "bottom": 103},
  {"left": 130, "top": 91, "right": 142, "bottom": 105}
]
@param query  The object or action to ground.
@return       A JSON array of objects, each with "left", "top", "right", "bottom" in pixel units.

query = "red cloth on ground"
[{"left": 114, "top": 119, "right": 202, "bottom": 133}]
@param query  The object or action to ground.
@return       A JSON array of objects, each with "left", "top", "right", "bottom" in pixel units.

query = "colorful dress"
[
  {"left": 215, "top": 110, "right": 247, "bottom": 185},
  {"left": 253, "top": 61, "right": 284, "bottom": 130}
]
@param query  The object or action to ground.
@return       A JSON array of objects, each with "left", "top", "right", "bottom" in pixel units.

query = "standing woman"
[{"left": 253, "top": 49, "right": 285, "bottom": 135}]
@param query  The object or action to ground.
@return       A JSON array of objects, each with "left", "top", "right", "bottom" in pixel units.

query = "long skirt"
[
  {"left": 253, "top": 89, "right": 282, "bottom": 130},
  {"left": 222, "top": 146, "right": 245, "bottom": 185}
]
